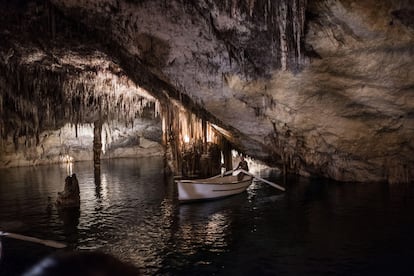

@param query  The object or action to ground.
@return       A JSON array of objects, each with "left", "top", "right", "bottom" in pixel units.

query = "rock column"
[{"left": 93, "top": 120, "right": 102, "bottom": 175}]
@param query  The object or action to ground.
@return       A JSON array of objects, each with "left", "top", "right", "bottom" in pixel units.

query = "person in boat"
[{"left": 236, "top": 155, "right": 249, "bottom": 181}]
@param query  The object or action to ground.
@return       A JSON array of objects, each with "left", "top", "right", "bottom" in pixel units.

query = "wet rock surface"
[{"left": 1, "top": 0, "right": 413, "bottom": 183}]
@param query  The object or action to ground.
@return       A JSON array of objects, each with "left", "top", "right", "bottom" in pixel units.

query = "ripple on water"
[{"left": 1, "top": 161, "right": 414, "bottom": 276}]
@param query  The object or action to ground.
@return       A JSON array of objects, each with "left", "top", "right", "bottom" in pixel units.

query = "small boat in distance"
[{"left": 176, "top": 174, "right": 253, "bottom": 202}]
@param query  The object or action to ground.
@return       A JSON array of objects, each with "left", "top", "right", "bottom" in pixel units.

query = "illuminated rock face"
[
  {"left": 1, "top": 0, "right": 413, "bottom": 182},
  {"left": 0, "top": 119, "right": 163, "bottom": 168}
]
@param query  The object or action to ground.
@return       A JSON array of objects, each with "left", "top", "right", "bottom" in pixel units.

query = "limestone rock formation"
[
  {"left": 1, "top": 0, "right": 413, "bottom": 183},
  {"left": 56, "top": 173, "right": 80, "bottom": 207}
]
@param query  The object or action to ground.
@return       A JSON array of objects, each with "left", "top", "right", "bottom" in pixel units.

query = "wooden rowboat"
[{"left": 176, "top": 174, "right": 253, "bottom": 202}]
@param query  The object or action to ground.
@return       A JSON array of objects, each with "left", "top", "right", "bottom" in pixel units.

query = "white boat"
[{"left": 176, "top": 174, "right": 253, "bottom": 202}]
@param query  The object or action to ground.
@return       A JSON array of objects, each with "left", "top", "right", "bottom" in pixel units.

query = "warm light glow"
[
  {"left": 211, "top": 123, "right": 232, "bottom": 140},
  {"left": 100, "top": 172, "right": 109, "bottom": 200},
  {"left": 60, "top": 154, "right": 74, "bottom": 175},
  {"left": 60, "top": 154, "right": 74, "bottom": 163},
  {"left": 206, "top": 123, "right": 214, "bottom": 142},
  {"left": 67, "top": 162, "right": 73, "bottom": 175},
  {"left": 166, "top": 98, "right": 222, "bottom": 163},
  {"left": 204, "top": 212, "right": 229, "bottom": 249}
]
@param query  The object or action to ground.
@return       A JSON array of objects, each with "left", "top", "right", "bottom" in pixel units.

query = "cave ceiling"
[{"left": 1, "top": 0, "right": 414, "bottom": 183}]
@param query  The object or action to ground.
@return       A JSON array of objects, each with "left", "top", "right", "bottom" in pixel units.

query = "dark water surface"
[{"left": 0, "top": 157, "right": 413, "bottom": 275}]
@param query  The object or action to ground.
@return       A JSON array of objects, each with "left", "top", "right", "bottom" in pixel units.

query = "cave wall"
[
  {"left": 48, "top": 0, "right": 308, "bottom": 161},
  {"left": 263, "top": 0, "right": 414, "bottom": 183},
  {"left": 0, "top": 1, "right": 166, "bottom": 167},
  {"left": 0, "top": 119, "right": 163, "bottom": 168},
  {"left": 214, "top": 0, "right": 414, "bottom": 183},
  {"left": 1, "top": 0, "right": 413, "bottom": 183}
]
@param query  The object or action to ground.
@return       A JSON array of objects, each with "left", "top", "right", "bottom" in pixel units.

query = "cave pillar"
[{"left": 93, "top": 120, "right": 102, "bottom": 176}]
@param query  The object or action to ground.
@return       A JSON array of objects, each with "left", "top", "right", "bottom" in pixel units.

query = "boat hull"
[{"left": 176, "top": 175, "right": 253, "bottom": 202}]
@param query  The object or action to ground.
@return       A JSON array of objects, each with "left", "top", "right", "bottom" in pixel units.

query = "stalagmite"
[{"left": 56, "top": 174, "right": 80, "bottom": 207}]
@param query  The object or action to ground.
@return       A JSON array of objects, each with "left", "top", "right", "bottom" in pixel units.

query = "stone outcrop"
[
  {"left": 1, "top": 0, "right": 413, "bottom": 183},
  {"left": 56, "top": 173, "right": 80, "bottom": 207}
]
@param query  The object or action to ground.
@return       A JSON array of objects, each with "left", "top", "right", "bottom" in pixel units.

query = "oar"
[
  {"left": 238, "top": 169, "right": 286, "bottom": 191},
  {"left": 0, "top": 231, "right": 67, "bottom": 249},
  {"left": 210, "top": 169, "right": 234, "bottom": 179}
]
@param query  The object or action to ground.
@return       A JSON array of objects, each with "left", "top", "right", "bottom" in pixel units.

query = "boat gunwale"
[{"left": 176, "top": 175, "right": 252, "bottom": 185}]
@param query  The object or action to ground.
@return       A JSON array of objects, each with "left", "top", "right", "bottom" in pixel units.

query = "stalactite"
[
  {"left": 292, "top": 0, "right": 299, "bottom": 66},
  {"left": 210, "top": 0, "right": 307, "bottom": 73},
  {"left": 231, "top": 0, "right": 237, "bottom": 18},
  {"left": 278, "top": 1, "right": 288, "bottom": 71},
  {"left": 0, "top": 53, "right": 161, "bottom": 150},
  {"left": 247, "top": 0, "right": 255, "bottom": 17},
  {"left": 161, "top": 96, "right": 231, "bottom": 177}
]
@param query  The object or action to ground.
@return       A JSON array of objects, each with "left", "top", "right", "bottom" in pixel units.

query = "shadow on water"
[
  {"left": 94, "top": 169, "right": 102, "bottom": 199},
  {"left": 57, "top": 207, "right": 81, "bottom": 242}
]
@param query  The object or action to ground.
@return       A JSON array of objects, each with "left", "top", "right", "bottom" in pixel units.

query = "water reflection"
[
  {"left": 107, "top": 198, "right": 176, "bottom": 275},
  {"left": 0, "top": 159, "right": 414, "bottom": 276},
  {"left": 171, "top": 195, "right": 247, "bottom": 272},
  {"left": 94, "top": 169, "right": 101, "bottom": 198}
]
